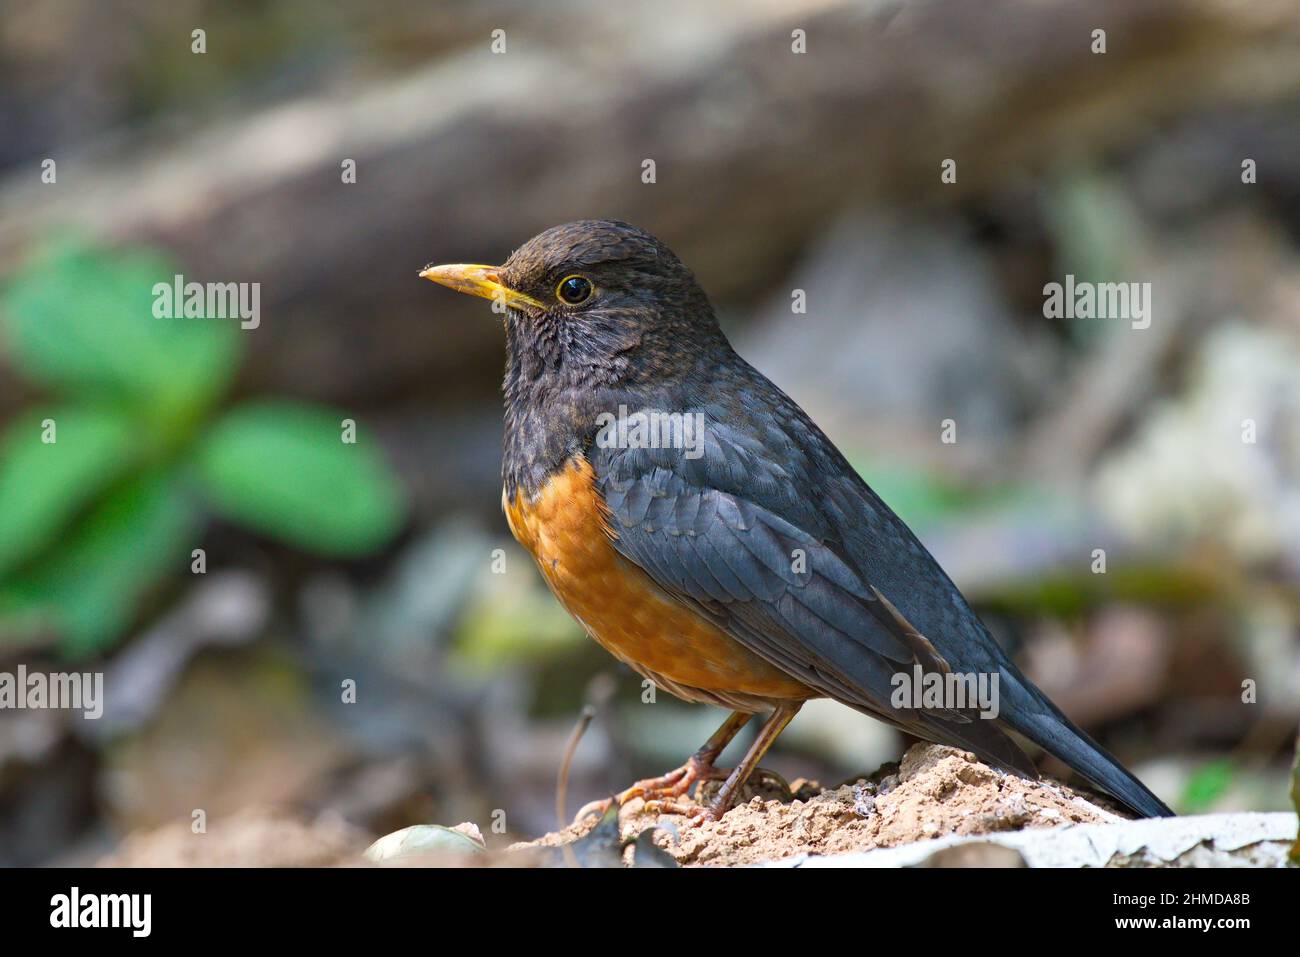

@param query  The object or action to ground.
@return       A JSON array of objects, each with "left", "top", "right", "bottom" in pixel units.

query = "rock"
[
  {"left": 771, "top": 811, "right": 1297, "bottom": 868},
  {"left": 364, "top": 823, "right": 486, "bottom": 863}
]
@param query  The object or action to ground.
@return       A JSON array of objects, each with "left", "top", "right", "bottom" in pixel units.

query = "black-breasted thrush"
[{"left": 421, "top": 220, "right": 1172, "bottom": 821}]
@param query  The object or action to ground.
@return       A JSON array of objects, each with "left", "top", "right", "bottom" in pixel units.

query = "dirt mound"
[{"left": 523, "top": 743, "right": 1122, "bottom": 867}]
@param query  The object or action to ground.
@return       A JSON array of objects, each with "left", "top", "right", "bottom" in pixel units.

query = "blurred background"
[{"left": 0, "top": 0, "right": 1297, "bottom": 865}]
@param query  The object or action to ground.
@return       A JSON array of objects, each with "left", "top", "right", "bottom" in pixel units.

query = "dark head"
[{"left": 420, "top": 220, "right": 726, "bottom": 394}]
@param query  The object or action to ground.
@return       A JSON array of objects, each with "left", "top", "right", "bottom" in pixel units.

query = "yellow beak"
[{"left": 418, "top": 263, "right": 545, "bottom": 311}]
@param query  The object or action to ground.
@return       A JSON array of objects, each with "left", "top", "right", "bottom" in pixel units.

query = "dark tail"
[{"left": 998, "top": 669, "right": 1174, "bottom": 818}]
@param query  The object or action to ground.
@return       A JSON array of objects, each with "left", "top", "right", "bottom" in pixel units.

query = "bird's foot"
[
  {"left": 573, "top": 753, "right": 731, "bottom": 825},
  {"left": 644, "top": 767, "right": 795, "bottom": 828},
  {"left": 642, "top": 798, "right": 711, "bottom": 823}
]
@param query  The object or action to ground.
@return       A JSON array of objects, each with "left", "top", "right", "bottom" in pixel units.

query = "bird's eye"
[{"left": 556, "top": 275, "right": 593, "bottom": 305}]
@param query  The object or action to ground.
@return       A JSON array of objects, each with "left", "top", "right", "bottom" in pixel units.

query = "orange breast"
[{"left": 504, "top": 456, "right": 812, "bottom": 707}]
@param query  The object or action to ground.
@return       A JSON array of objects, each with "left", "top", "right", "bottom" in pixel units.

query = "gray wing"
[{"left": 589, "top": 410, "right": 1036, "bottom": 776}]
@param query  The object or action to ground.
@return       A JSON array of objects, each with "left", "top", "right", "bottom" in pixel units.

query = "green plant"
[
  {"left": 0, "top": 240, "right": 406, "bottom": 656},
  {"left": 1181, "top": 758, "right": 1233, "bottom": 813}
]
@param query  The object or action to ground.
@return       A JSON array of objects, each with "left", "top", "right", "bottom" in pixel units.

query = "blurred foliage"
[
  {"left": 983, "top": 564, "right": 1216, "bottom": 619},
  {"left": 0, "top": 240, "right": 406, "bottom": 656},
  {"left": 195, "top": 402, "right": 405, "bottom": 555},
  {"left": 855, "top": 460, "right": 1046, "bottom": 530},
  {"left": 450, "top": 563, "right": 584, "bottom": 675},
  {"left": 1042, "top": 171, "right": 1147, "bottom": 348},
  {"left": 1181, "top": 758, "right": 1235, "bottom": 813}
]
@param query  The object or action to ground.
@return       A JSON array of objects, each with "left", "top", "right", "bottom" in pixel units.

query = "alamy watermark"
[
  {"left": 153, "top": 274, "right": 260, "bottom": 329},
  {"left": 50, "top": 887, "right": 150, "bottom": 937},
  {"left": 1043, "top": 274, "right": 1151, "bottom": 330},
  {"left": 594, "top": 405, "right": 706, "bottom": 459},
  {"left": 0, "top": 666, "right": 103, "bottom": 719},
  {"left": 890, "top": 664, "right": 1000, "bottom": 719}
]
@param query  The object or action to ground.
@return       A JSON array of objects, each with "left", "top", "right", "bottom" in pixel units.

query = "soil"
[
  {"left": 520, "top": 743, "right": 1123, "bottom": 867},
  {"left": 99, "top": 807, "right": 372, "bottom": 868},
  {"left": 95, "top": 744, "right": 1127, "bottom": 867}
]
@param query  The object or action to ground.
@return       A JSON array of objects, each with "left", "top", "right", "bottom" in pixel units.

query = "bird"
[{"left": 420, "top": 219, "right": 1173, "bottom": 822}]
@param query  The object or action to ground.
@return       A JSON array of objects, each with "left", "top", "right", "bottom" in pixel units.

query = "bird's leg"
[
  {"left": 650, "top": 702, "right": 803, "bottom": 824},
  {"left": 573, "top": 710, "right": 751, "bottom": 824}
]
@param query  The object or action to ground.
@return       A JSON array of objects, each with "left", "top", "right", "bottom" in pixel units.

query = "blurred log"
[{"left": 1, "top": 0, "right": 1299, "bottom": 408}]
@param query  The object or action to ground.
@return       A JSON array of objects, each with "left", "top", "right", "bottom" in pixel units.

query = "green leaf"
[
  {"left": 0, "top": 405, "right": 140, "bottom": 577},
  {"left": 0, "top": 471, "right": 198, "bottom": 656},
  {"left": 1182, "top": 759, "right": 1234, "bottom": 813},
  {"left": 0, "top": 239, "right": 239, "bottom": 416},
  {"left": 194, "top": 401, "right": 405, "bottom": 555}
]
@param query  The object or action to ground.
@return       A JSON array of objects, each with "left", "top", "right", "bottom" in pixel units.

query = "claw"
[
  {"left": 573, "top": 753, "right": 731, "bottom": 826},
  {"left": 572, "top": 796, "right": 615, "bottom": 825},
  {"left": 643, "top": 798, "right": 707, "bottom": 821}
]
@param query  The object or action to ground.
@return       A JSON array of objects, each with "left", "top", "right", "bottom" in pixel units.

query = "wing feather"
[{"left": 590, "top": 415, "right": 1037, "bottom": 778}]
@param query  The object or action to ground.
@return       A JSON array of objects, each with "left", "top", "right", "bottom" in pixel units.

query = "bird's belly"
[{"left": 504, "top": 457, "right": 812, "bottom": 708}]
